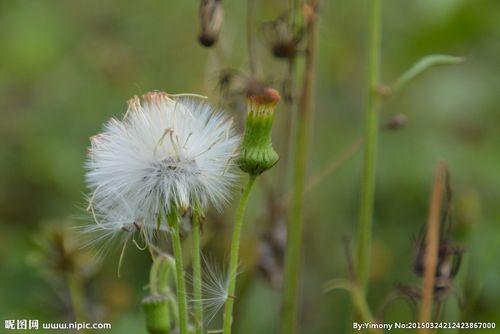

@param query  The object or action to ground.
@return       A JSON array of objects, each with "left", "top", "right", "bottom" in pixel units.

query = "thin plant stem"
[
  {"left": 356, "top": 0, "right": 382, "bottom": 294},
  {"left": 280, "top": 53, "right": 297, "bottom": 196},
  {"left": 192, "top": 210, "right": 203, "bottom": 334},
  {"left": 67, "top": 273, "right": 86, "bottom": 329},
  {"left": 169, "top": 213, "right": 188, "bottom": 334},
  {"left": 432, "top": 301, "right": 443, "bottom": 322},
  {"left": 418, "top": 161, "right": 447, "bottom": 333},
  {"left": 282, "top": 2, "right": 318, "bottom": 333},
  {"left": 308, "top": 138, "right": 362, "bottom": 192},
  {"left": 282, "top": 137, "right": 362, "bottom": 208},
  {"left": 247, "top": 0, "right": 257, "bottom": 77},
  {"left": 223, "top": 174, "right": 257, "bottom": 334},
  {"left": 324, "top": 279, "right": 383, "bottom": 334},
  {"left": 279, "top": 0, "right": 299, "bottom": 199}
]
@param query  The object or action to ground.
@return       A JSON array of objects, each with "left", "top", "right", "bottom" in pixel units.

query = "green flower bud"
[
  {"left": 142, "top": 295, "right": 171, "bottom": 334},
  {"left": 238, "top": 88, "right": 280, "bottom": 175}
]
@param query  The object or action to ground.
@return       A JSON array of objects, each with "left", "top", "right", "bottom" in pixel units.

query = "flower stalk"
[
  {"left": 67, "top": 273, "right": 86, "bottom": 325},
  {"left": 223, "top": 88, "right": 280, "bottom": 334},
  {"left": 191, "top": 208, "right": 204, "bottom": 334},
  {"left": 356, "top": 0, "right": 382, "bottom": 294},
  {"left": 282, "top": 2, "right": 318, "bottom": 333},
  {"left": 222, "top": 174, "right": 257, "bottom": 334},
  {"left": 168, "top": 211, "right": 188, "bottom": 334}
]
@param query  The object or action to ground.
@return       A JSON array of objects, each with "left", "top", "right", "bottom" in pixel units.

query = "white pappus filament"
[
  {"left": 188, "top": 254, "right": 230, "bottom": 326},
  {"left": 83, "top": 91, "right": 240, "bottom": 252}
]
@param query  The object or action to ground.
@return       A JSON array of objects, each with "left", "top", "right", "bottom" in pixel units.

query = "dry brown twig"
[{"left": 418, "top": 160, "right": 448, "bottom": 333}]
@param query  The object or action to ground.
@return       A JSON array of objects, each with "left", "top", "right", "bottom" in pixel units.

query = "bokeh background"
[{"left": 1, "top": 0, "right": 499, "bottom": 333}]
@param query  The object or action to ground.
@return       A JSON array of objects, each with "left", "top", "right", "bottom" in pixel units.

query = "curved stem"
[
  {"left": 282, "top": 2, "right": 318, "bottom": 333},
  {"left": 169, "top": 214, "right": 188, "bottom": 334},
  {"left": 192, "top": 210, "right": 203, "bottom": 334},
  {"left": 324, "top": 279, "right": 381, "bottom": 334},
  {"left": 356, "top": 0, "right": 382, "bottom": 294},
  {"left": 223, "top": 174, "right": 257, "bottom": 334}
]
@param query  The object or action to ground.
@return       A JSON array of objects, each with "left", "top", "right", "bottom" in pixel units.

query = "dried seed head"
[
  {"left": 30, "top": 223, "right": 95, "bottom": 278},
  {"left": 411, "top": 171, "right": 464, "bottom": 302},
  {"left": 218, "top": 70, "right": 268, "bottom": 98},
  {"left": 217, "top": 70, "right": 273, "bottom": 116},
  {"left": 384, "top": 113, "right": 408, "bottom": 130},
  {"left": 198, "top": 0, "right": 223, "bottom": 47},
  {"left": 261, "top": 15, "right": 305, "bottom": 60}
]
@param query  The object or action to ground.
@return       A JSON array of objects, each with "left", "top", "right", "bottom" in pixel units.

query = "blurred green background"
[{"left": 1, "top": 0, "right": 499, "bottom": 333}]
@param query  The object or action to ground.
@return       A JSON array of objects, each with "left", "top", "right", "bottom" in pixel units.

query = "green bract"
[
  {"left": 238, "top": 88, "right": 280, "bottom": 175},
  {"left": 142, "top": 295, "right": 171, "bottom": 334}
]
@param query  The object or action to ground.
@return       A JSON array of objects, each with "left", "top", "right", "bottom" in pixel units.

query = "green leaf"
[{"left": 392, "top": 55, "right": 465, "bottom": 93}]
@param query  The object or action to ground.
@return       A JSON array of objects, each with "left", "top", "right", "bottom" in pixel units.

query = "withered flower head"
[{"left": 198, "top": 0, "right": 223, "bottom": 47}]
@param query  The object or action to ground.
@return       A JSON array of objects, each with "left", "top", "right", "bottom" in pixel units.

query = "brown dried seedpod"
[
  {"left": 261, "top": 15, "right": 305, "bottom": 60},
  {"left": 412, "top": 170, "right": 465, "bottom": 301},
  {"left": 413, "top": 238, "right": 464, "bottom": 301},
  {"left": 383, "top": 113, "right": 408, "bottom": 130},
  {"left": 217, "top": 69, "right": 272, "bottom": 107},
  {"left": 198, "top": 0, "right": 223, "bottom": 47}
]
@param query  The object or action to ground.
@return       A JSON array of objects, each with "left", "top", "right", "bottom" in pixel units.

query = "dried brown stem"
[{"left": 418, "top": 161, "right": 448, "bottom": 333}]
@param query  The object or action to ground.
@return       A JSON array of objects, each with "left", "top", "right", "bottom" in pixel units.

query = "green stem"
[
  {"left": 324, "top": 279, "right": 382, "bottom": 334},
  {"left": 282, "top": 2, "right": 318, "bottom": 333},
  {"left": 223, "top": 175, "right": 257, "bottom": 334},
  {"left": 282, "top": 112, "right": 309, "bottom": 334},
  {"left": 281, "top": 53, "right": 297, "bottom": 196},
  {"left": 247, "top": 0, "right": 257, "bottom": 77},
  {"left": 356, "top": 0, "right": 382, "bottom": 294},
  {"left": 192, "top": 210, "right": 203, "bottom": 334},
  {"left": 169, "top": 213, "right": 188, "bottom": 334},
  {"left": 67, "top": 273, "right": 86, "bottom": 328}
]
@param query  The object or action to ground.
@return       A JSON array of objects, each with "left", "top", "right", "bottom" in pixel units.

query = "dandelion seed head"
[{"left": 83, "top": 91, "right": 240, "bottom": 249}]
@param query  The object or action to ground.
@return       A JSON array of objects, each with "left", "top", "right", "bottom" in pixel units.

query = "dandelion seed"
[
  {"left": 77, "top": 196, "right": 167, "bottom": 264},
  {"left": 83, "top": 91, "right": 240, "bottom": 251},
  {"left": 187, "top": 254, "right": 230, "bottom": 325}
]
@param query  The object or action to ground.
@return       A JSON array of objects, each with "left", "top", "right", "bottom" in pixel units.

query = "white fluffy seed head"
[{"left": 84, "top": 91, "right": 240, "bottom": 244}]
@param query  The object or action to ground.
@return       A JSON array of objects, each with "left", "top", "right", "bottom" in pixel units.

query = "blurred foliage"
[{"left": 1, "top": 0, "right": 500, "bottom": 333}]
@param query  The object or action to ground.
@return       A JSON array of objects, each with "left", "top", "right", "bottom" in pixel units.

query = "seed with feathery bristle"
[{"left": 82, "top": 91, "right": 240, "bottom": 253}]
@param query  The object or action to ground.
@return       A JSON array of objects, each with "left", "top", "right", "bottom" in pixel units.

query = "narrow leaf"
[{"left": 392, "top": 55, "right": 465, "bottom": 93}]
